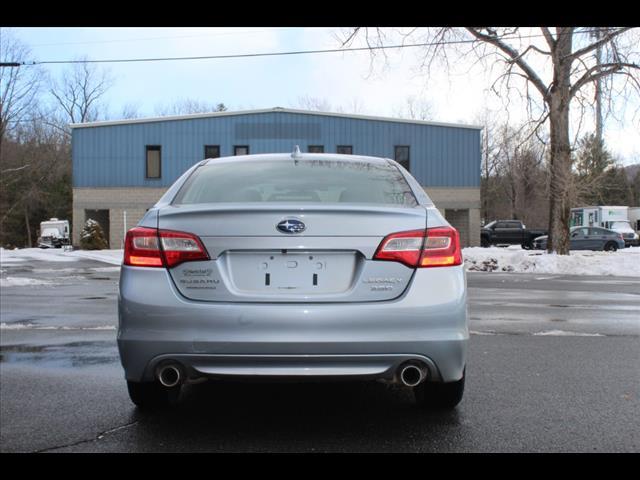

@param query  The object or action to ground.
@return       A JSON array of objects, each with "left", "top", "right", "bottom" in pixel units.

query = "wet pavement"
[{"left": 1, "top": 256, "right": 639, "bottom": 452}]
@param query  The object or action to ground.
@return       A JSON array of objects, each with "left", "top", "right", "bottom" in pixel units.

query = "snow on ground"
[
  {"left": 0, "top": 247, "right": 123, "bottom": 266},
  {"left": 0, "top": 277, "right": 52, "bottom": 287},
  {"left": 69, "top": 249, "right": 123, "bottom": 265},
  {"left": 463, "top": 245, "right": 640, "bottom": 277},
  {"left": 532, "top": 330, "right": 604, "bottom": 337},
  {"left": 0, "top": 322, "right": 115, "bottom": 331}
]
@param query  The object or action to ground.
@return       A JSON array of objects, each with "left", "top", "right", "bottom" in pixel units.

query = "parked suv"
[{"left": 118, "top": 152, "right": 468, "bottom": 409}]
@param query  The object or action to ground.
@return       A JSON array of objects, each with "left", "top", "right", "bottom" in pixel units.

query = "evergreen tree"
[
  {"left": 575, "top": 133, "right": 613, "bottom": 178},
  {"left": 80, "top": 219, "right": 108, "bottom": 250}
]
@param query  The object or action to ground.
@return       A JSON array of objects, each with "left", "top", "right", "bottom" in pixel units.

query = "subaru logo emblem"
[{"left": 277, "top": 218, "right": 306, "bottom": 234}]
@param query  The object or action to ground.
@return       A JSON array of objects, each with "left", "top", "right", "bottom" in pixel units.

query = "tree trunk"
[
  {"left": 24, "top": 206, "right": 32, "bottom": 247},
  {"left": 546, "top": 31, "right": 574, "bottom": 255},
  {"left": 510, "top": 180, "right": 517, "bottom": 219}
]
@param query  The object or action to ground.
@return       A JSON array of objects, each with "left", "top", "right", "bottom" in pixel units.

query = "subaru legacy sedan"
[
  {"left": 532, "top": 226, "right": 625, "bottom": 251},
  {"left": 118, "top": 151, "right": 468, "bottom": 410}
]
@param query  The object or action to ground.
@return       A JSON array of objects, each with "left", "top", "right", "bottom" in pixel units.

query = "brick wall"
[{"left": 73, "top": 188, "right": 167, "bottom": 247}]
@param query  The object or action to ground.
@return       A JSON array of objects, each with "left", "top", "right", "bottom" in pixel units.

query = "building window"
[
  {"left": 394, "top": 146, "right": 410, "bottom": 171},
  {"left": 308, "top": 145, "right": 324, "bottom": 153},
  {"left": 234, "top": 145, "right": 249, "bottom": 156},
  {"left": 146, "top": 146, "right": 161, "bottom": 179},
  {"left": 204, "top": 145, "right": 220, "bottom": 159},
  {"left": 337, "top": 145, "right": 353, "bottom": 155}
]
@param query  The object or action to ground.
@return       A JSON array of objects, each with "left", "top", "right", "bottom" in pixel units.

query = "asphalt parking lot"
[{"left": 1, "top": 256, "right": 639, "bottom": 452}]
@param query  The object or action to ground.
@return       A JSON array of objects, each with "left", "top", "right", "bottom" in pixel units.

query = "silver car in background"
[
  {"left": 533, "top": 226, "right": 625, "bottom": 251},
  {"left": 118, "top": 151, "right": 468, "bottom": 409}
]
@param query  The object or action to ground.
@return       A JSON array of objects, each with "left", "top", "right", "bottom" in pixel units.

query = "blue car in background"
[{"left": 533, "top": 226, "right": 625, "bottom": 251}]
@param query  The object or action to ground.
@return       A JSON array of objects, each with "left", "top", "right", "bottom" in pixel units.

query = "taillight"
[
  {"left": 373, "top": 226, "right": 462, "bottom": 268},
  {"left": 158, "top": 229, "right": 209, "bottom": 267},
  {"left": 124, "top": 227, "right": 209, "bottom": 268}
]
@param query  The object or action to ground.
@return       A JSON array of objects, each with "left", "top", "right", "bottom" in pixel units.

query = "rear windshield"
[{"left": 173, "top": 159, "right": 418, "bottom": 207}]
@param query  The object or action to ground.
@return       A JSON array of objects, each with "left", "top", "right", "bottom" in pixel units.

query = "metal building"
[{"left": 71, "top": 107, "right": 482, "bottom": 248}]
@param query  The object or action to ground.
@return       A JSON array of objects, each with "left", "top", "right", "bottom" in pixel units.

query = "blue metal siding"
[{"left": 72, "top": 111, "right": 481, "bottom": 188}]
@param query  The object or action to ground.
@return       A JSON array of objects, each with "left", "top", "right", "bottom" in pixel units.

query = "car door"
[
  {"left": 589, "top": 228, "right": 608, "bottom": 250},
  {"left": 493, "top": 221, "right": 515, "bottom": 244},
  {"left": 504, "top": 221, "right": 523, "bottom": 244},
  {"left": 570, "top": 228, "right": 589, "bottom": 250}
]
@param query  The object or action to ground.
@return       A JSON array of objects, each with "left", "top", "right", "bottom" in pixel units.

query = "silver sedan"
[
  {"left": 533, "top": 226, "right": 625, "bottom": 251},
  {"left": 118, "top": 152, "right": 468, "bottom": 410}
]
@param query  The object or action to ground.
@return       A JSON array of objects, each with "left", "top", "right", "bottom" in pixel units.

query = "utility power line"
[{"left": 3, "top": 28, "right": 621, "bottom": 67}]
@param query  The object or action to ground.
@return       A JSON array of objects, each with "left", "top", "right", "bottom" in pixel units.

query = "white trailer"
[
  {"left": 37, "top": 218, "right": 71, "bottom": 248},
  {"left": 570, "top": 206, "right": 639, "bottom": 246},
  {"left": 629, "top": 207, "right": 640, "bottom": 233}
]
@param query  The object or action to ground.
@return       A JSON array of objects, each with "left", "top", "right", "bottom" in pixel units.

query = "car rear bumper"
[{"left": 118, "top": 265, "right": 468, "bottom": 384}]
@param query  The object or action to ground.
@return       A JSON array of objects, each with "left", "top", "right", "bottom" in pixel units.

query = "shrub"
[{"left": 80, "top": 219, "right": 109, "bottom": 250}]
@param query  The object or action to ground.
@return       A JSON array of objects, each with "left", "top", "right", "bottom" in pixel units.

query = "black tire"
[
  {"left": 481, "top": 238, "right": 490, "bottom": 248},
  {"left": 604, "top": 242, "right": 618, "bottom": 252},
  {"left": 127, "top": 381, "right": 181, "bottom": 409},
  {"left": 414, "top": 370, "right": 465, "bottom": 409}
]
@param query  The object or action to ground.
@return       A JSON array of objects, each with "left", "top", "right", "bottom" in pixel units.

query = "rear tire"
[
  {"left": 127, "top": 381, "right": 181, "bottom": 409},
  {"left": 414, "top": 370, "right": 465, "bottom": 409},
  {"left": 481, "top": 238, "right": 489, "bottom": 248},
  {"left": 604, "top": 242, "right": 618, "bottom": 252}
]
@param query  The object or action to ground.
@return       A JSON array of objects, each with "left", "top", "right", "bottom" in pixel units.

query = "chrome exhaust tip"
[
  {"left": 399, "top": 363, "right": 427, "bottom": 387},
  {"left": 157, "top": 364, "right": 183, "bottom": 388}
]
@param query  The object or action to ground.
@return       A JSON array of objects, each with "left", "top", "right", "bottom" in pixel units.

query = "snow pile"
[{"left": 463, "top": 245, "right": 640, "bottom": 277}]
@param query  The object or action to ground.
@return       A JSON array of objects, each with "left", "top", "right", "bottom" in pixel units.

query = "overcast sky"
[{"left": 8, "top": 27, "right": 640, "bottom": 165}]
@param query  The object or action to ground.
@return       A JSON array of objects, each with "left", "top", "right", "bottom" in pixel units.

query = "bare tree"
[
  {"left": 293, "top": 95, "right": 333, "bottom": 112},
  {"left": 49, "top": 58, "right": 113, "bottom": 127},
  {"left": 335, "top": 97, "right": 368, "bottom": 114},
  {"left": 155, "top": 98, "right": 227, "bottom": 116},
  {"left": 393, "top": 95, "right": 434, "bottom": 121},
  {"left": 1, "top": 112, "right": 70, "bottom": 247},
  {"left": 0, "top": 29, "right": 43, "bottom": 159},
  {"left": 344, "top": 27, "right": 640, "bottom": 254},
  {"left": 293, "top": 95, "right": 368, "bottom": 114},
  {"left": 119, "top": 102, "right": 143, "bottom": 120}
]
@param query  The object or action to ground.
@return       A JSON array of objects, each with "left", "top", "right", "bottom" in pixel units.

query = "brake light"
[
  {"left": 373, "top": 226, "right": 462, "bottom": 268},
  {"left": 124, "top": 227, "right": 209, "bottom": 268}
]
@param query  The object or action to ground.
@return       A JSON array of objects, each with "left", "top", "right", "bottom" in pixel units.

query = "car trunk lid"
[{"left": 158, "top": 204, "right": 427, "bottom": 303}]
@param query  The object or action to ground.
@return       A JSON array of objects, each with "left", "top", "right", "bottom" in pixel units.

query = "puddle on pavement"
[{"left": 0, "top": 341, "right": 119, "bottom": 368}]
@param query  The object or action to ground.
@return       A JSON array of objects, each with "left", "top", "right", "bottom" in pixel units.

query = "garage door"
[{"left": 444, "top": 209, "right": 469, "bottom": 248}]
